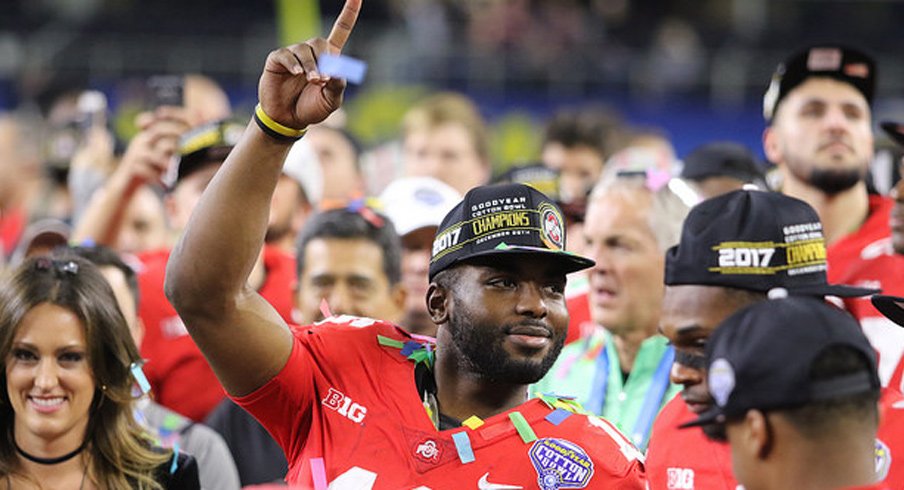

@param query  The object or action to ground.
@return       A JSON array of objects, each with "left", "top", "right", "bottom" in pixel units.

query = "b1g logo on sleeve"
[
  {"left": 529, "top": 438, "right": 594, "bottom": 490},
  {"left": 322, "top": 387, "right": 367, "bottom": 423}
]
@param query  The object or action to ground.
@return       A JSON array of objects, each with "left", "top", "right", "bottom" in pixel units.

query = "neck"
[
  {"left": 762, "top": 433, "right": 876, "bottom": 490},
  {"left": 781, "top": 176, "right": 869, "bottom": 246},
  {"left": 433, "top": 349, "right": 529, "bottom": 423},
  {"left": 611, "top": 327, "right": 651, "bottom": 375}
]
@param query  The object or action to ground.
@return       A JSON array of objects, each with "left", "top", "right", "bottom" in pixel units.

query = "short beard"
[
  {"left": 805, "top": 167, "right": 864, "bottom": 196},
  {"left": 445, "top": 297, "right": 565, "bottom": 385}
]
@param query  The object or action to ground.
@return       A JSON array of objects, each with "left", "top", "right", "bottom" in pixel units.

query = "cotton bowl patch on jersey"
[{"left": 528, "top": 438, "right": 594, "bottom": 490}]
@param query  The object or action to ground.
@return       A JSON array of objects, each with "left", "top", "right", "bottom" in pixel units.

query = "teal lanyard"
[{"left": 586, "top": 343, "right": 674, "bottom": 448}]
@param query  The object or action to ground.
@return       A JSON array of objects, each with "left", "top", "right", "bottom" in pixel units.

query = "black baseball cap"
[
  {"left": 428, "top": 183, "right": 594, "bottom": 280},
  {"left": 763, "top": 45, "right": 876, "bottom": 122},
  {"left": 680, "top": 142, "right": 765, "bottom": 184},
  {"left": 880, "top": 121, "right": 904, "bottom": 147},
  {"left": 167, "top": 119, "right": 245, "bottom": 186},
  {"left": 681, "top": 295, "right": 880, "bottom": 429},
  {"left": 664, "top": 189, "right": 877, "bottom": 297}
]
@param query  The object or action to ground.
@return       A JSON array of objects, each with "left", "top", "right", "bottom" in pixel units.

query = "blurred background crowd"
[{"left": 3, "top": 0, "right": 904, "bottom": 164}]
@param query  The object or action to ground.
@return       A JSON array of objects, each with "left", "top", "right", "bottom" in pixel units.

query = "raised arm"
[
  {"left": 164, "top": 0, "right": 362, "bottom": 397},
  {"left": 72, "top": 109, "right": 187, "bottom": 247}
]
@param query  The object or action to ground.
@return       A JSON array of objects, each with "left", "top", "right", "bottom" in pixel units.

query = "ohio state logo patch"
[
  {"left": 414, "top": 438, "right": 441, "bottom": 464},
  {"left": 538, "top": 204, "right": 564, "bottom": 251}
]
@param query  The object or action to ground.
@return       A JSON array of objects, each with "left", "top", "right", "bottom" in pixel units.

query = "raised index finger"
[{"left": 326, "top": 0, "right": 362, "bottom": 54}]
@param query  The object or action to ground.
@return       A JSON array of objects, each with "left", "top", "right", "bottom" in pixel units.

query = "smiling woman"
[{"left": 0, "top": 254, "right": 199, "bottom": 489}]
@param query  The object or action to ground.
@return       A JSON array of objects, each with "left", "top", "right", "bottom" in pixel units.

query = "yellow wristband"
[{"left": 254, "top": 104, "right": 307, "bottom": 139}]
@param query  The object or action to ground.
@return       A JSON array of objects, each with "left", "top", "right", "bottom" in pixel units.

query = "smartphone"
[{"left": 147, "top": 75, "right": 184, "bottom": 108}]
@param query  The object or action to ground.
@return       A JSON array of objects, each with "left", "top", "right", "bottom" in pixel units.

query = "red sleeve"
[{"left": 230, "top": 332, "right": 316, "bottom": 462}]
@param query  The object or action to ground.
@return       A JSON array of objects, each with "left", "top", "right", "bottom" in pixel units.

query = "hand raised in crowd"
[
  {"left": 117, "top": 106, "right": 191, "bottom": 187},
  {"left": 256, "top": 0, "right": 361, "bottom": 131}
]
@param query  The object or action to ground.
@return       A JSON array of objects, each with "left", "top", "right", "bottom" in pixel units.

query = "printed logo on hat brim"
[
  {"left": 871, "top": 295, "right": 904, "bottom": 328},
  {"left": 452, "top": 245, "right": 594, "bottom": 275}
]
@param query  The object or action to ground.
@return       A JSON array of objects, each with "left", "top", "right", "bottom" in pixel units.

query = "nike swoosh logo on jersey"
[{"left": 477, "top": 472, "right": 523, "bottom": 490}]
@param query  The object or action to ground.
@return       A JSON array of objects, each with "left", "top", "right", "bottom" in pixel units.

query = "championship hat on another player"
[
  {"left": 428, "top": 183, "right": 594, "bottom": 280},
  {"left": 681, "top": 295, "right": 880, "bottom": 429},
  {"left": 664, "top": 189, "right": 877, "bottom": 297},
  {"left": 166, "top": 119, "right": 245, "bottom": 187},
  {"left": 763, "top": 45, "right": 876, "bottom": 121}
]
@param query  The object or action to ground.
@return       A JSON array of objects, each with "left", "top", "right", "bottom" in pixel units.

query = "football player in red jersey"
[
  {"left": 644, "top": 189, "right": 901, "bottom": 489},
  {"left": 165, "top": 2, "right": 647, "bottom": 488}
]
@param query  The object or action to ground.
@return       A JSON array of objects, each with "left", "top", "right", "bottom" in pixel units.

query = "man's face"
[
  {"left": 890, "top": 161, "right": 904, "bottom": 254},
  {"left": 400, "top": 226, "right": 438, "bottom": 336},
  {"left": 166, "top": 164, "right": 220, "bottom": 232},
  {"left": 295, "top": 237, "right": 404, "bottom": 325},
  {"left": 659, "top": 284, "right": 755, "bottom": 414},
  {"left": 118, "top": 186, "right": 169, "bottom": 254},
  {"left": 305, "top": 128, "right": 362, "bottom": 202},
  {"left": 404, "top": 123, "right": 488, "bottom": 195},
  {"left": 266, "top": 175, "right": 306, "bottom": 244},
  {"left": 541, "top": 143, "right": 604, "bottom": 204},
  {"left": 765, "top": 77, "right": 873, "bottom": 195},
  {"left": 438, "top": 256, "right": 569, "bottom": 384},
  {"left": 583, "top": 191, "right": 664, "bottom": 337}
]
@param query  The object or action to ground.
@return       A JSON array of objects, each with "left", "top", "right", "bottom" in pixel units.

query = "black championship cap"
[
  {"left": 428, "top": 183, "right": 594, "bottom": 280},
  {"left": 763, "top": 45, "right": 876, "bottom": 122},
  {"left": 167, "top": 119, "right": 245, "bottom": 186},
  {"left": 880, "top": 121, "right": 904, "bottom": 147},
  {"left": 664, "top": 189, "right": 876, "bottom": 297},
  {"left": 682, "top": 295, "right": 880, "bottom": 428},
  {"left": 680, "top": 142, "right": 765, "bottom": 184}
]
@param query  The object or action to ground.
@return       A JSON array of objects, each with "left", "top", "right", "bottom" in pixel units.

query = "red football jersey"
[
  {"left": 234, "top": 317, "right": 647, "bottom": 489},
  {"left": 645, "top": 389, "right": 904, "bottom": 489},
  {"left": 645, "top": 397, "right": 737, "bottom": 490},
  {"left": 138, "top": 245, "right": 296, "bottom": 421},
  {"left": 827, "top": 195, "right": 904, "bottom": 392}
]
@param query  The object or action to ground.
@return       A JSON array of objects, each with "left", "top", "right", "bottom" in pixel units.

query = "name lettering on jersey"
[
  {"left": 587, "top": 416, "right": 644, "bottom": 463},
  {"left": 666, "top": 468, "right": 695, "bottom": 489},
  {"left": 528, "top": 438, "right": 594, "bottom": 490},
  {"left": 321, "top": 388, "right": 367, "bottom": 423},
  {"left": 315, "top": 315, "right": 378, "bottom": 328},
  {"left": 413, "top": 438, "right": 441, "bottom": 464}
]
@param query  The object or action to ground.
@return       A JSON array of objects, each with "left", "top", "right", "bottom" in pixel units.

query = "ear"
[
  {"left": 762, "top": 126, "right": 782, "bottom": 165},
  {"left": 426, "top": 282, "right": 450, "bottom": 326},
  {"left": 747, "top": 409, "right": 772, "bottom": 460}
]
